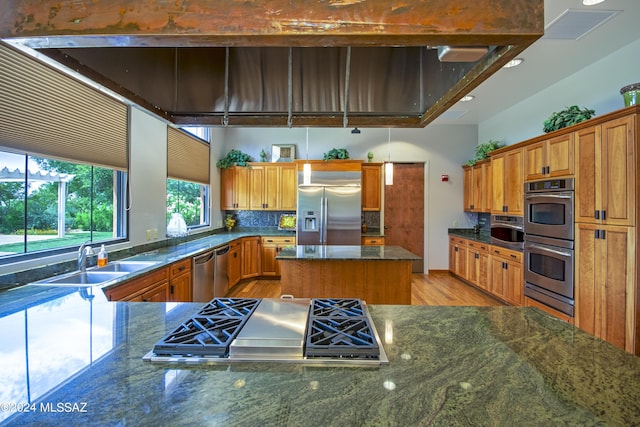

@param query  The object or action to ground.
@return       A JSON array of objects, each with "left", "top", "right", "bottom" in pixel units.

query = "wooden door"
[
  {"left": 503, "top": 148, "right": 523, "bottom": 215},
  {"left": 547, "top": 133, "right": 574, "bottom": 177},
  {"left": 481, "top": 161, "right": 492, "bottom": 213},
  {"left": 490, "top": 154, "right": 505, "bottom": 214},
  {"left": 524, "top": 141, "right": 545, "bottom": 181},
  {"left": 279, "top": 164, "right": 297, "bottom": 210},
  {"left": 241, "top": 237, "right": 261, "bottom": 278},
  {"left": 362, "top": 163, "right": 382, "bottom": 211},
  {"left": 384, "top": 163, "right": 424, "bottom": 272},
  {"left": 249, "top": 166, "right": 265, "bottom": 210},
  {"left": 601, "top": 116, "right": 635, "bottom": 226},
  {"left": 234, "top": 166, "right": 251, "bottom": 210},
  {"left": 169, "top": 272, "right": 192, "bottom": 302},
  {"left": 575, "top": 125, "right": 600, "bottom": 223},
  {"left": 220, "top": 167, "right": 235, "bottom": 210},
  {"left": 463, "top": 165, "right": 473, "bottom": 211}
]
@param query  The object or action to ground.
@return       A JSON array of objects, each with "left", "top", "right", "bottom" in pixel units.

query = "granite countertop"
[
  {"left": 448, "top": 228, "right": 492, "bottom": 245},
  {"left": 1, "top": 294, "right": 639, "bottom": 426},
  {"left": 277, "top": 245, "right": 421, "bottom": 261}
]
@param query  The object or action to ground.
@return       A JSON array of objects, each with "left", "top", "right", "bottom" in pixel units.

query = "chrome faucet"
[{"left": 78, "top": 240, "right": 94, "bottom": 271}]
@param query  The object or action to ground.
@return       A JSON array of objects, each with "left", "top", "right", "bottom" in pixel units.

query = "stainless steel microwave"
[{"left": 490, "top": 215, "right": 524, "bottom": 250}]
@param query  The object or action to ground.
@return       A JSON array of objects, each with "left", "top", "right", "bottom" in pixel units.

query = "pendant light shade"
[
  {"left": 303, "top": 128, "right": 311, "bottom": 185},
  {"left": 385, "top": 128, "right": 393, "bottom": 185}
]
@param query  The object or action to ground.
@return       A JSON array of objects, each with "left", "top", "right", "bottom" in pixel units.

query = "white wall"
[
  {"left": 221, "top": 125, "right": 477, "bottom": 270},
  {"left": 479, "top": 38, "right": 640, "bottom": 145}
]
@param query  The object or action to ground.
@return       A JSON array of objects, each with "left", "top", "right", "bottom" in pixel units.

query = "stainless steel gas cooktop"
[{"left": 143, "top": 298, "right": 389, "bottom": 366}]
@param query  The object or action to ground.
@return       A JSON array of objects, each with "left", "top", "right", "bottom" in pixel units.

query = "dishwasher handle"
[
  {"left": 216, "top": 245, "right": 230, "bottom": 256},
  {"left": 193, "top": 251, "right": 215, "bottom": 264}
]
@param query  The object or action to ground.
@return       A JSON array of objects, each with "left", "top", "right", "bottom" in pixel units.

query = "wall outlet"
[
  {"left": 452, "top": 219, "right": 459, "bottom": 227},
  {"left": 152, "top": 228, "right": 158, "bottom": 239},
  {"left": 146, "top": 229, "right": 152, "bottom": 240}
]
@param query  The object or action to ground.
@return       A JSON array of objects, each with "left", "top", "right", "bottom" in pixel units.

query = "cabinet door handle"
[
  {"left": 595, "top": 229, "right": 600, "bottom": 239},
  {"left": 600, "top": 229, "right": 606, "bottom": 239},
  {"left": 502, "top": 262, "right": 507, "bottom": 269},
  {"left": 541, "top": 166, "right": 545, "bottom": 174},
  {"left": 601, "top": 210, "right": 606, "bottom": 220},
  {"left": 170, "top": 285, "right": 175, "bottom": 294},
  {"left": 510, "top": 254, "right": 517, "bottom": 259},
  {"left": 475, "top": 253, "right": 479, "bottom": 259},
  {"left": 595, "top": 210, "right": 599, "bottom": 220}
]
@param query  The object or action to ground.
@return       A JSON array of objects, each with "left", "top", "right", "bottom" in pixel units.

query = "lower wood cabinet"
[
  {"left": 228, "top": 240, "right": 242, "bottom": 288},
  {"left": 103, "top": 267, "right": 169, "bottom": 302},
  {"left": 448, "top": 237, "right": 467, "bottom": 280},
  {"left": 361, "top": 236, "right": 385, "bottom": 246},
  {"left": 261, "top": 236, "right": 296, "bottom": 277},
  {"left": 466, "top": 240, "right": 491, "bottom": 291},
  {"left": 490, "top": 246, "right": 523, "bottom": 306},
  {"left": 241, "top": 236, "right": 261, "bottom": 279},
  {"left": 168, "top": 258, "right": 192, "bottom": 302},
  {"left": 449, "top": 236, "right": 523, "bottom": 306},
  {"left": 575, "top": 223, "right": 635, "bottom": 353}
]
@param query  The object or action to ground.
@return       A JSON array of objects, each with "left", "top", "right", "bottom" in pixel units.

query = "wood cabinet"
[
  {"left": 168, "top": 258, "right": 191, "bottom": 302},
  {"left": 241, "top": 236, "right": 261, "bottom": 279},
  {"left": 221, "top": 166, "right": 250, "bottom": 210},
  {"left": 525, "top": 296, "right": 574, "bottom": 325},
  {"left": 463, "top": 160, "right": 492, "bottom": 213},
  {"left": 524, "top": 133, "right": 574, "bottom": 181},
  {"left": 228, "top": 239, "right": 242, "bottom": 288},
  {"left": 448, "top": 237, "right": 467, "bottom": 280},
  {"left": 222, "top": 163, "right": 296, "bottom": 211},
  {"left": 361, "top": 236, "right": 385, "bottom": 246},
  {"left": 491, "top": 148, "right": 523, "bottom": 215},
  {"left": 248, "top": 163, "right": 297, "bottom": 210},
  {"left": 362, "top": 163, "right": 382, "bottom": 211},
  {"left": 261, "top": 235, "right": 296, "bottom": 276},
  {"left": 575, "top": 223, "right": 635, "bottom": 353},
  {"left": 103, "top": 268, "right": 169, "bottom": 302},
  {"left": 466, "top": 240, "right": 491, "bottom": 291},
  {"left": 490, "top": 245, "right": 523, "bottom": 306},
  {"left": 575, "top": 116, "right": 635, "bottom": 226}
]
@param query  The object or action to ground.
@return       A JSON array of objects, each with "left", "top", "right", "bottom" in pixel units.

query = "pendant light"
[
  {"left": 385, "top": 128, "right": 394, "bottom": 185},
  {"left": 303, "top": 128, "right": 312, "bottom": 185}
]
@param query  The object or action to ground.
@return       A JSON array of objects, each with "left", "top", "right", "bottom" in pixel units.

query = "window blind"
[
  {"left": 167, "top": 127, "right": 210, "bottom": 184},
  {"left": 0, "top": 43, "right": 128, "bottom": 170}
]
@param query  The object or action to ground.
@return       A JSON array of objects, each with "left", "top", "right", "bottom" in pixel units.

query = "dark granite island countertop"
[
  {"left": 277, "top": 245, "right": 421, "bottom": 261},
  {"left": 1, "top": 291, "right": 639, "bottom": 426}
]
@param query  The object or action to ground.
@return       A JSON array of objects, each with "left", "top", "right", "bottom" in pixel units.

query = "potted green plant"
[
  {"left": 216, "top": 149, "right": 253, "bottom": 168},
  {"left": 543, "top": 105, "right": 595, "bottom": 133},
  {"left": 323, "top": 148, "right": 350, "bottom": 160},
  {"left": 466, "top": 140, "right": 504, "bottom": 166}
]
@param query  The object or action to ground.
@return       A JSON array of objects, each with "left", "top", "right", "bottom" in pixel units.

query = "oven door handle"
[
  {"left": 525, "top": 242, "right": 573, "bottom": 258},
  {"left": 525, "top": 192, "right": 573, "bottom": 200}
]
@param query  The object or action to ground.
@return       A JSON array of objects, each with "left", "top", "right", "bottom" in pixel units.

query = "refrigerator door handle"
[
  {"left": 319, "top": 196, "right": 325, "bottom": 244},
  {"left": 322, "top": 196, "right": 328, "bottom": 244}
]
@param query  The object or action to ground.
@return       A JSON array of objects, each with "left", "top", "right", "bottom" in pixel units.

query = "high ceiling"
[
  {"left": 0, "top": 0, "right": 543, "bottom": 128},
  {"left": 435, "top": 0, "right": 640, "bottom": 125}
]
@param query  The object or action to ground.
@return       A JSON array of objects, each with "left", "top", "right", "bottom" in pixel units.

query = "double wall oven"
[{"left": 523, "top": 178, "right": 575, "bottom": 316}]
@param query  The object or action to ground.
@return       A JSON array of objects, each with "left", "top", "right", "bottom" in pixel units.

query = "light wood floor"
[{"left": 227, "top": 270, "right": 504, "bottom": 306}]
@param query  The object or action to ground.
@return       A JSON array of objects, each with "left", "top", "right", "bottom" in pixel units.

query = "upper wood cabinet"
[
  {"left": 222, "top": 163, "right": 296, "bottom": 211},
  {"left": 221, "top": 166, "right": 250, "bottom": 210},
  {"left": 575, "top": 116, "right": 635, "bottom": 226},
  {"left": 362, "top": 163, "right": 382, "bottom": 211},
  {"left": 491, "top": 148, "right": 523, "bottom": 215},
  {"left": 524, "top": 133, "right": 574, "bottom": 181},
  {"left": 463, "top": 160, "right": 492, "bottom": 213}
]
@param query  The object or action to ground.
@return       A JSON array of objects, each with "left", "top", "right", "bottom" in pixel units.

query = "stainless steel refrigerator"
[{"left": 297, "top": 170, "right": 361, "bottom": 245}]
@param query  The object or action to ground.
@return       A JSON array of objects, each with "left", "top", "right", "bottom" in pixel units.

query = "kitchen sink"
[
  {"left": 94, "top": 260, "right": 159, "bottom": 273},
  {"left": 32, "top": 270, "right": 128, "bottom": 286}
]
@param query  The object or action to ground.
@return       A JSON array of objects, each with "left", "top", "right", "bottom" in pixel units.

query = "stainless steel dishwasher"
[
  {"left": 192, "top": 250, "right": 215, "bottom": 302},
  {"left": 214, "top": 245, "right": 230, "bottom": 297}
]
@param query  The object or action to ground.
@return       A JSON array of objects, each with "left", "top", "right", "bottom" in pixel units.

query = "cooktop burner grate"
[
  {"left": 153, "top": 298, "right": 259, "bottom": 357},
  {"left": 310, "top": 298, "right": 366, "bottom": 318},
  {"left": 305, "top": 299, "right": 380, "bottom": 359}
]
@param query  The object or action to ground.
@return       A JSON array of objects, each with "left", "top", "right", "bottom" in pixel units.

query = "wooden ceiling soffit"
[{"left": 2, "top": 0, "right": 543, "bottom": 47}]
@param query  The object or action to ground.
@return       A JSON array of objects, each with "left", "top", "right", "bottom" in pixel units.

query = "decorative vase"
[
  {"left": 621, "top": 83, "right": 640, "bottom": 107},
  {"left": 367, "top": 152, "right": 374, "bottom": 162}
]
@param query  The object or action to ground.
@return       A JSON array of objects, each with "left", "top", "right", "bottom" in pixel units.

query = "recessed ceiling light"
[
  {"left": 460, "top": 95, "right": 475, "bottom": 102},
  {"left": 583, "top": 0, "right": 606, "bottom": 5},
  {"left": 503, "top": 58, "right": 524, "bottom": 68}
]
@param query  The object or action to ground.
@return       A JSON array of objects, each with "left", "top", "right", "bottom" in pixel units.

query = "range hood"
[{"left": 0, "top": 0, "right": 543, "bottom": 128}]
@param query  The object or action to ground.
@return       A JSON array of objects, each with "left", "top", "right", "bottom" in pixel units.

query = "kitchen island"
[
  {"left": 277, "top": 245, "right": 421, "bottom": 304},
  {"left": 1, "top": 291, "right": 639, "bottom": 426}
]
